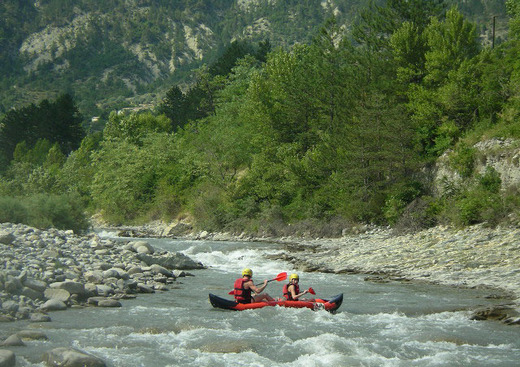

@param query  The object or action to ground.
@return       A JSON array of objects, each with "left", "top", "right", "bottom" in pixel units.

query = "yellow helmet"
[
  {"left": 242, "top": 268, "right": 253, "bottom": 277},
  {"left": 289, "top": 273, "right": 299, "bottom": 280}
]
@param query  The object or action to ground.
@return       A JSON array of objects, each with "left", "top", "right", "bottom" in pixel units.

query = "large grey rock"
[
  {"left": 30, "top": 313, "right": 52, "bottom": 322},
  {"left": 40, "top": 299, "right": 67, "bottom": 311},
  {"left": 23, "top": 278, "right": 47, "bottom": 292},
  {"left": 136, "top": 252, "right": 204, "bottom": 270},
  {"left": 102, "top": 269, "right": 120, "bottom": 279},
  {"left": 21, "top": 287, "right": 44, "bottom": 300},
  {"left": 0, "top": 349, "right": 15, "bottom": 367},
  {"left": 16, "top": 330, "right": 48, "bottom": 340},
  {"left": 44, "top": 288, "right": 71, "bottom": 302},
  {"left": 4, "top": 277, "right": 22, "bottom": 294},
  {"left": 133, "top": 240, "right": 155, "bottom": 254},
  {"left": 42, "top": 347, "right": 106, "bottom": 367},
  {"left": 0, "top": 231, "right": 15, "bottom": 245},
  {"left": 50, "top": 281, "right": 86, "bottom": 295},
  {"left": 470, "top": 304, "right": 520, "bottom": 321},
  {"left": 150, "top": 264, "right": 172, "bottom": 277},
  {"left": 1, "top": 335, "right": 25, "bottom": 347},
  {"left": 97, "top": 299, "right": 122, "bottom": 308},
  {"left": 95, "top": 285, "right": 114, "bottom": 297},
  {"left": 84, "top": 271, "right": 104, "bottom": 283},
  {"left": 1, "top": 301, "right": 18, "bottom": 313}
]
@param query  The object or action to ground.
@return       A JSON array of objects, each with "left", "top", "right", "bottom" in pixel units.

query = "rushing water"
[{"left": 4, "top": 235, "right": 520, "bottom": 366}]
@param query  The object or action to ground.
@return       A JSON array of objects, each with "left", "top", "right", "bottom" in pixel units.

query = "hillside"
[{"left": 0, "top": 0, "right": 508, "bottom": 121}]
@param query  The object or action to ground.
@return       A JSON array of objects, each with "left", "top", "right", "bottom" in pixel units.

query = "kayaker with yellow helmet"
[
  {"left": 283, "top": 273, "right": 311, "bottom": 301},
  {"left": 234, "top": 268, "right": 275, "bottom": 304}
]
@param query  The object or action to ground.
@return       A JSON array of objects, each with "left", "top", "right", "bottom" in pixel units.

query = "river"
[{"left": 5, "top": 235, "right": 520, "bottom": 366}]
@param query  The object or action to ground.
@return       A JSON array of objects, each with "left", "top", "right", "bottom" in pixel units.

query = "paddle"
[
  {"left": 228, "top": 272, "right": 287, "bottom": 295},
  {"left": 308, "top": 287, "right": 316, "bottom": 295}
]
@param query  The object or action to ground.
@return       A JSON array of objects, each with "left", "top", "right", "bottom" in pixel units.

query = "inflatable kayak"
[{"left": 209, "top": 293, "right": 343, "bottom": 312}]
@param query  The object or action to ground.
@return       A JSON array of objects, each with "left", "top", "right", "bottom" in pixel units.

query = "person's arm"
[
  {"left": 289, "top": 285, "right": 308, "bottom": 300},
  {"left": 248, "top": 279, "right": 268, "bottom": 294}
]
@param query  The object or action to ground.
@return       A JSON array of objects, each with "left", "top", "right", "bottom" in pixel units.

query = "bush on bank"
[{"left": 0, "top": 193, "right": 89, "bottom": 233}]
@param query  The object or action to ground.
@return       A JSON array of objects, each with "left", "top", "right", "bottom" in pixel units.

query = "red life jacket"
[
  {"left": 283, "top": 283, "right": 300, "bottom": 301},
  {"left": 234, "top": 278, "right": 253, "bottom": 303}
]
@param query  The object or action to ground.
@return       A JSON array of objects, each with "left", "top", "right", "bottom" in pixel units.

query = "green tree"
[
  {"left": 157, "top": 86, "right": 186, "bottom": 131},
  {"left": 407, "top": 8, "right": 481, "bottom": 157},
  {"left": 0, "top": 94, "right": 84, "bottom": 169},
  {"left": 103, "top": 111, "right": 171, "bottom": 145},
  {"left": 507, "top": 0, "right": 520, "bottom": 38},
  {"left": 424, "top": 7, "right": 480, "bottom": 86}
]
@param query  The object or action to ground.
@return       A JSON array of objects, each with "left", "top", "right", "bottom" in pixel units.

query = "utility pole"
[{"left": 492, "top": 16, "right": 496, "bottom": 49}]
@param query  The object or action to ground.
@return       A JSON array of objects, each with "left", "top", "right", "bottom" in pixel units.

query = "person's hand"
[
  {"left": 304, "top": 290, "right": 308, "bottom": 294},
  {"left": 263, "top": 280, "right": 268, "bottom": 286}
]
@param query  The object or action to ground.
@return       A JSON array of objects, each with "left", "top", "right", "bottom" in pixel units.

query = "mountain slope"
[{"left": 0, "top": 0, "right": 507, "bottom": 119}]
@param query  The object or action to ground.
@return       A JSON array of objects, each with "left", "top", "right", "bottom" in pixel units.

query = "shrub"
[
  {"left": 393, "top": 197, "right": 439, "bottom": 233},
  {"left": 478, "top": 166, "right": 501, "bottom": 193},
  {"left": 449, "top": 143, "right": 476, "bottom": 178},
  {"left": 0, "top": 196, "right": 28, "bottom": 224},
  {"left": 0, "top": 194, "right": 89, "bottom": 233}
]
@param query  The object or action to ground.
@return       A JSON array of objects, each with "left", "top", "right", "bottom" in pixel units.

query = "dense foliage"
[{"left": 0, "top": 0, "right": 519, "bottom": 235}]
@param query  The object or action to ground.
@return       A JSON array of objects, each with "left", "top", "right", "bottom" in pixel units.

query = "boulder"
[
  {"left": 1, "top": 300, "right": 18, "bottom": 313},
  {"left": 136, "top": 252, "right": 204, "bottom": 270},
  {"left": 470, "top": 304, "right": 520, "bottom": 322},
  {"left": 4, "top": 277, "right": 23, "bottom": 294},
  {"left": 44, "top": 288, "right": 71, "bottom": 302},
  {"left": 0, "top": 231, "right": 15, "bottom": 245},
  {"left": 137, "top": 284, "right": 155, "bottom": 293},
  {"left": 132, "top": 241, "right": 155, "bottom": 254},
  {"left": 1, "top": 335, "right": 25, "bottom": 347},
  {"left": 21, "top": 287, "right": 44, "bottom": 300},
  {"left": 16, "top": 330, "right": 48, "bottom": 340},
  {"left": 102, "top": 269, "right": 120, "bottom": 279},
  {"left": 23, "top": 278, "right": 47, "bottom": 292},
  {"left": 95, "top": 285, "right": 115, "bottom": 297},
  {"left": 40, "top": 299, "right": 67, "bottom": 311},
  {"left": 30, "top": 313, "right": 52, "bottom": 322},
  {"left": 172, "top": 270, "right": 193, "bottom": 277},
  {"left": 42, "top": 347, "right": 106, "bottom": 367},
  {"left": 0, "top": 349, "right": 15, "bottom": 367},
  {"left": 50, "top": 281, "right": 86, "bottom": 295},
  {"left": 97, "top": 299, "right": 122, "bottom": 308},
  {"left": 0, "top": 315, "right": 14, "bottom": 323},
  {"left": 84, "top": 271, "right": 104, "bottom": 283},
  {"left": 150, "top": 264, "right": 172, "bottom": 277}
]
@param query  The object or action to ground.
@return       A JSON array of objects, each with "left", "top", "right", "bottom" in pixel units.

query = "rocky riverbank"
[
  {"left": 274, "top": 224, "right": 520, "bottom": 324},
  {"left": 0, "top": 222, "right": 204, "bottom": 367}
]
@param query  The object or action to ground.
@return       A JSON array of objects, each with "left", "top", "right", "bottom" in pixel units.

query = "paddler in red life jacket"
[
  {"left": 283, "top": 273, "right": 311, "bottom": 301},
  {"left": 234, "top": 268, "right": 275, "bottom": 304}
]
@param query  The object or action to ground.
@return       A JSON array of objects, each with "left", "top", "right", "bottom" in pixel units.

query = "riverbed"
[{"left": 4, "top": 235, "right": 520, "bottom": 367}]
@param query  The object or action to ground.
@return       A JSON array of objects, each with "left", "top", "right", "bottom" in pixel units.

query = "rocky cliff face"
[{"left": 433, "top": 138, "right": 520, "bottom": 196}]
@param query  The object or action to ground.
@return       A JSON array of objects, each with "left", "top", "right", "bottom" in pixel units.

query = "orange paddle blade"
[
  {"left": 274, "top": 272, "right": 287, "bottom": 282},
  {"left": 308, "top": 287, "right": 316, "bottom": 295}
]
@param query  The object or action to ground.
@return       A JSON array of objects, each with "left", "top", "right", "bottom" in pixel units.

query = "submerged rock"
[
  {"left": 470, "top": 304, "right": 520, "bottom": 322},
  {"left": 0, "top": 350, "right": 15, "bottom": 367},
  {"left": 41, "top": 347, "right": 106, "bottom": 367},
  {"left": 1, "top": 335, "right": 25, "bottom": 347}
]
